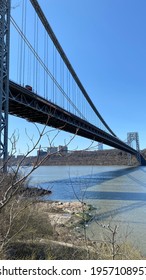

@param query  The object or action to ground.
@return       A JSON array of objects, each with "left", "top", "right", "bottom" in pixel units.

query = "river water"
[{"left": 25, "top": 165, "right": 146, "bottom": 256}]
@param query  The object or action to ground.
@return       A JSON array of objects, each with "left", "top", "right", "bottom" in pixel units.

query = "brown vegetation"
[
  {"left": 0, "top": 198, "right": 143, "bottom": 260},
  {"left": 6, "top": 148, "right": 146, "bottom": 167}
]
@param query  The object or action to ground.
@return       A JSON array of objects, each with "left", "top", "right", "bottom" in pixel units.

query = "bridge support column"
[
  {"left": 0, "top": 0, "right": 10, "bottom": 171},
  {"left": 127, "top": 132, "right": 141, "bottom": 165}
]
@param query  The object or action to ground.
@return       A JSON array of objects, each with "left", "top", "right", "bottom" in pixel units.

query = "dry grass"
[{"left": 0, "top": 199, "right": 144, "bottom": 260}]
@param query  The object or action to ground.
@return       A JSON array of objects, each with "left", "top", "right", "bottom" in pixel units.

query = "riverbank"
[
  {"left": 2, "top": 199, "right": 143, "bottom": 260},
  {"left": 2, "top": 200, "right": 97, "bottom": 260},
  {"left": 1, "top": 166, "right": 145, "bottom": 260},
  {"left": 18, "top": 186, "right": 52, "bottom": 197}
]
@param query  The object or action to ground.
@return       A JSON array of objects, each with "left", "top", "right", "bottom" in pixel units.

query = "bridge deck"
[{"left": 9, "top": 81, "right": 138, "bottom": 156}]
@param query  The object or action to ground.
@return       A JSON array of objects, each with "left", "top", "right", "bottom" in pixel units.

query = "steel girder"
[
  {"left": 9, "top": 81, "right": 138, "bottom": 157},
  {"left": 0, "top": 0, "right": 10, "bottom": 170}
]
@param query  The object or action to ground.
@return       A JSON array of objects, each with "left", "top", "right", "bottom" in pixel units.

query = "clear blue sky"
[{"left": 9, "top": 0, "right": 146, "bottom": 155}]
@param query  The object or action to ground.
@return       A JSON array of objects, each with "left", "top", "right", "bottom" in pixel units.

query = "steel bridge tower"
[
  {"left": 0, "top": 0, "right": 10, "bottom": 171},
  {"left": 127, "top": 132, "right": 141, "bottom": 165}
]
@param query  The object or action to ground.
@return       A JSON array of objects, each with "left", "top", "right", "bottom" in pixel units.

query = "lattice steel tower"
[
  {"left": 0, "top": 0, "right": 10, "bottom": 171},
  {"left": 127, "top": 132, "right": 141, "bottom": 164}
]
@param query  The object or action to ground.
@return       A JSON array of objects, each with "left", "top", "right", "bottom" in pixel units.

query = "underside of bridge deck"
[{"left": 8, "top": 81, "right": 141, "bottom": 162}]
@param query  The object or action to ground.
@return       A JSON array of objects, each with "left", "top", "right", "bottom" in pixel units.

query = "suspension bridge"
[{"left": 0, "top": 0, "right": 144, "bottom": 170}]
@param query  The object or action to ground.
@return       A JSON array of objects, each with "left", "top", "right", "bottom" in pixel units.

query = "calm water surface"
[{"left": 25, "top": 165, "right": 146, "bottom": 256}]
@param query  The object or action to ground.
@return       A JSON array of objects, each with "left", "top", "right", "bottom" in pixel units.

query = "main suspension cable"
[{"left": 29, "top": 0, "right": 117, "bottom": 137}]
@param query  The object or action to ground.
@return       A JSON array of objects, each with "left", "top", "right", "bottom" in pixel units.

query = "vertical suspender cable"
[
  {"left": 62, "top": 59, "right": 64, "bottom": 108},
  {"left": 33, "top": 10, "right": 36, "bottom": 90},
  {"left": 46, "top": 32, "right": 49, "bottom": 100},
  {"left": 44, "top": 30, "right": 48, "bottom": 99},
  {"left": 22, "top": 0, "right": 27, "bottom": 85},
  {"left": 68, "top": 71, "right": 70, "bottom": 112},
  {"left": 19, "top": 0, "right": 24, "bottom": 84},
  {"left": 29, "top": 0, "right": 117, "bottom": 137},
  {"left": 44, "top": 30, "right": 46, "bottom": 98},
  {"left": 66, "top": 69, "right": 68, "bottom": 111},
  {"left": 53, "top": 44, "right": 55, "bottom": 103},
  {"left": 53, "top": 45, "right": 57, "bottom": 103},
  {"left": 60, "top": 56, "right": 64, "bottom": 108},
  {"left": 55, "top": 47, "right": 57, "bottom": 104},
  {"left": 35, "top": 14, "right": 38, "bottom": 92},
  {"left": 17, "top": 32, "right": 20, "bottom": 82}
]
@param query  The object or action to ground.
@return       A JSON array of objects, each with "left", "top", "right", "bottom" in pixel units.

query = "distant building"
[
  {"left": 37, "top": 150, "right": 47, "bottom": 157},
  {"left": 47, "top": 146, "right": 58, "bottom": 154},
  {"left": 46, "top": 145, "right": 68, "bottom": 155},
  {"left": 58, "top": 145, "right": 68, "bottom": 153}
]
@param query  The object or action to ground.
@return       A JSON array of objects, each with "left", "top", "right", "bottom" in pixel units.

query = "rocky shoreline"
[
  {"left": 18, "top": 186, "right": 52, "bottom": 197},
  {"left": 4, "top": 193, "right": 142, "bottom": 259},
  {"left": 33, "top": 200, "right": 95, "bottom": 248},
  {"left": 18, "top": 185, "right": 95, "bottom": 232},
  {"left": 35, "top": 200, "right": 95, "bottom": 226}
]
